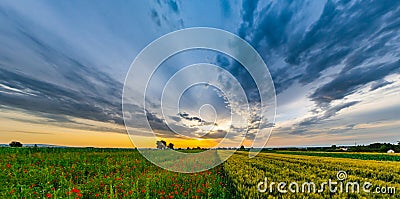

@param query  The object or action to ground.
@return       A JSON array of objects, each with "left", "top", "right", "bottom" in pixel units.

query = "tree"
[
  {"left": 379, "top": 145, "right": 389, "bottom": 153},
  {"left": 156, "top": 140, "right": 166, "bottom": 149},
  {"left": 240, "top": 145, "right": 245, "bottom": 150},
  {"left": 168, "top": 143, "right": 174, "bottom": 149},
  {"left": 9, "top": 141, "right": 22, "bottom": 147}
]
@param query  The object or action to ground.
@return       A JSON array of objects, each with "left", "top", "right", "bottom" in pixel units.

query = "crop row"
[
  {"left": 269, "top": 151, "right": 400, "bottom": 161},
  {"left": 223, "top": 152, "right": 400, "bottom": 198}
]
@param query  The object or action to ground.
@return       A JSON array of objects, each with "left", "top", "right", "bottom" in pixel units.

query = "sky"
[{"left": 0, "top": 0, "right": 399, "bottom": 148}]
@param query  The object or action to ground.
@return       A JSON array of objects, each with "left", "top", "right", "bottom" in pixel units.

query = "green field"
[
  {"left": 268, "top": 151, "right": 400, "bottom": 161},
  {"left": 1, "top": 148, "right": 399, "bottom": 198}
]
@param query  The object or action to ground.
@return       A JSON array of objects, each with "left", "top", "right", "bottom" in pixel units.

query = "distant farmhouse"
[
  {"left": 387, "top": 149, "right": 395, "bottom": 154},
  {"left": 340, "top": 147, "right": 348, "bottom": 151}
]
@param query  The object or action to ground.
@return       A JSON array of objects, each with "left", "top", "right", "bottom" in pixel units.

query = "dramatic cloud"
[
  {"left": 298, "top": 101, "right": 360, "bottom": 127},
  {"left": 0, "top": 68, "right": 123, "bottom": 125},
  {"left": 237, "top": 0, "right": 400, "bottom": 97},
  {"left": 310, "top": 60, "right": 399, "bottom": 105},
  {"left": 370, "top": 80, "right": 394, "bottom": 91},
  {"left": 179, "top": 112, "right": 204, "bottom": 123}
]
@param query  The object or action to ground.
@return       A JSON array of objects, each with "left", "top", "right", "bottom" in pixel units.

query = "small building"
[
  {"left": 340, "top": 148, "right": 348, "bottom": 151},
  {"left": 387, "top": 149, "right": 395, "bottom": 154}
]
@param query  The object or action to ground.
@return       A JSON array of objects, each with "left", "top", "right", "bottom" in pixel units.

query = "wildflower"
[
  {"left": 142, "top": 189, "right": 146, "bottom": 193},
  {"left": 71, "top": 188, "right": 80, "bottom": 193},
  {"left": 46, "top": 193, "right": 52, "bottom": 198},
  {"left": 6, "top": 163, "right": 11, "bottom": 168}
]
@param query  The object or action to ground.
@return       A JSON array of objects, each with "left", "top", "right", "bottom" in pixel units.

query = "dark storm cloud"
[
  {"left": 145, "top": 110, "right": 200, "bottom": 138},
  {"left": 169, "top": 116, "right": 181, "bottom": 122},
  {"left": 327, "top": 124, "right": 356, "bottom": 135},
  {"left": 324, "top": 101, "right": 361, "bottom": 119},
  {"left": 287, "top": 0, "right": 400, "bottom": 83},
  {"left": 178, "top": 112, "right": 204, "bottom": 123},
  {"left": 287, "top": 128, "right": 308, "bottom": 136},
  {"left": 201, "top": 129, "right": 228, "bottom": 139},
  {"left": 289, "top": 101, "right": 361, "bottom": 136},
  {"left": 310, "top": 60, "right": 399, "bottom": 105},
  {"left": 0, "top": 68, "right": 123, "bottom": 125},
  {"left": 235, "top": 0, "right": 400, "bottom": 105},
  {"left": 145, "top": 110, "right": 174, "bottom": 132},
  {"left": 0, "top": 10, "right": 124, "bottom": 126},
  {"left": 202, "top": 128, "right": 248, "bottom": 140},
  {"left": 298, "top": 101, "right": 360, "bottom": 127},
  {"left": 1, "top": 106, "right": 126, "bottom": 134},
  {"left": 249, "top": 2, "right": 296, "bottom": 49},
  {"left": 370, "top": 80, "right": 394, "bottom": 91},
  {"left": 146, "top": 111, "right": 165, "bottom": 124},
  {"left": 234, "top": 0, "right": 307, "bottom": 94}
]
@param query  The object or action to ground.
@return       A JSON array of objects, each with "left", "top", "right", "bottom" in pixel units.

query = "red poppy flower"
[{"left": 71, "top": 188, "right": 80, "bottom": 193}]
